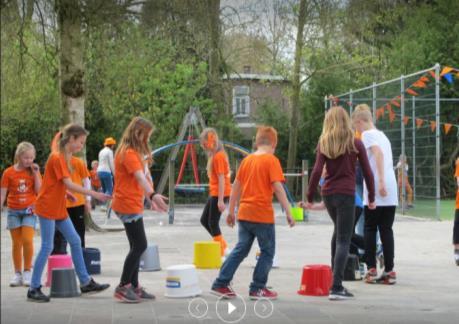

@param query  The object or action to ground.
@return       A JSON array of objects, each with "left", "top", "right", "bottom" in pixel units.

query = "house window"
[{"left": 232, "top": 86, "right": 250, "bottom": 116}]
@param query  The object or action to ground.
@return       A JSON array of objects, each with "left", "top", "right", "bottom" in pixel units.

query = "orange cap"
[{"left": 104, "top": 137, "right": 116, "bottom": 146}]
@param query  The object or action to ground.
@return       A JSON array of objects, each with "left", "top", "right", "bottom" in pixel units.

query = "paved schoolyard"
[{"left": 1, "top": 205, "right": 458, "bottom": 324}]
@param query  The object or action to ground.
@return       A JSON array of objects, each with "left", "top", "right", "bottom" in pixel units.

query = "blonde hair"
[
  {"left": 319, "top": 106, "right": 357, "bottom": 159},
  {"left": 351, "top": 104, "right": 373, "bottom": 123},
  {"left": 116, "top": 117, "right": 154, "bottom": 166},
  {"left": 49, "top": 124, "right": 88, "bottom": 172},
  {"left": 14, "top": 142, "right": 36, "bottom": 175},
  {"left": 91, "top": 160, "right": 98, "bottom": 169},
  {"left": 255, "top": 126, "right": 278, "bottom": 147},
  {"left": 199, "top": 128, "right": 228, "bottom": 177}
]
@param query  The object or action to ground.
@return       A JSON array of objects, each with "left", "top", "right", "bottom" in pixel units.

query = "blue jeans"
[
  {"left": 212, "top": 220, "right": 275, "bottom": 292},
  {"left": 31, "top": 216, "right": 91, "bottom": 289},
  {"left": 97, "top": 171, "right": 113, "bottom": 195}
]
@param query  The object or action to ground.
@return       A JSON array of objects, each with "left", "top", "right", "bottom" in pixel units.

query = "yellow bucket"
[
  {"left": 291, "top": 207, "right": 304, "bottom": 221},
  {"left": 193, "top": 241, "right": 221, "bottom": 269}
]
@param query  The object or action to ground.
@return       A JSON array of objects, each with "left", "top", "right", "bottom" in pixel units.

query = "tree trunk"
[
  {"left": 287, "top": 0, "right": 307, "bottom": 187},
  {"left": 206, "top": 0, "right": 226, "bottom": 130},
  {"left": 56, "top": 0, "right": 85, "bottom": 127}
]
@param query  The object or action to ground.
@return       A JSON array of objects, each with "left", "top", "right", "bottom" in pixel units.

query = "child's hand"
[
  {"left": 151, "top": 194, "right": 168, "bottom": 213},
  {"left": 94, "top": 192, "right": 111, "bottom": 202},
  {"left": 31, "top": 163, "right": 40, "bottom": 173},
  {"left": 286, "top": 214, "right": 295, "bottom": 227},
  {"left": 217, "top": 200, "right": 226, "bottom": 213},
  {"left": 310, "top": 201, "right": 325, "bottom": 210},
  {"left": 66, "top": 191, "right": 77, "bottom": 202},
  {"left": 299, "top": 201, "right": 314, "bottom": 209},
  {"left": 368, "top": 201, "right": 376, "bottom": 210},
  {"left": 226, "top": 213, "right": 235, "bottom": 228}
]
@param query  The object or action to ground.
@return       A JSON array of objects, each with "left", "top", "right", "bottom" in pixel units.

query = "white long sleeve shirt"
[{"left": 98, "top": 147, "right": 115, "bottom": 174}]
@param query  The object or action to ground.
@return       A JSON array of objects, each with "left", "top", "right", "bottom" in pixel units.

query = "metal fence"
[{"left": 325, "top": 64, "right": 459, "bottom": 220}]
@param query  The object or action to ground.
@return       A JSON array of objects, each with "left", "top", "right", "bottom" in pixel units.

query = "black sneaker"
[
  {"left": 329, "top": 287, "right": 354, "bottom": 301},
  {"left": 80, "top": 278, "right": 110, "bottom": 295},
  {"left": 27, "top": 287, "right": 50, "bottom": 303}
]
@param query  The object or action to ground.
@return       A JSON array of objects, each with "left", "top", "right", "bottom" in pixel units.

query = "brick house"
[{"left": 222, "top": 67, "right": 291, "bottom": 138}]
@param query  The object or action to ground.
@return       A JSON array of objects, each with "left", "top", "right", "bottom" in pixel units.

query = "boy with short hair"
[
  {"left": 211, "top": 126, "right": 295, "bottom": 300},
  {"left": 352, "top": 104, "right": 398, "bottom": 284}
]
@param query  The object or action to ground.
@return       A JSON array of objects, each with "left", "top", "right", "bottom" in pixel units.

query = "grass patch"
[{"left": 398, "top": 199, "right": 456, "bottom": 220}]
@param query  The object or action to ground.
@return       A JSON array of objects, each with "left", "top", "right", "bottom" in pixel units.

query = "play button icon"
[{"left": 216, "top": 294, "right": 246, "bottom": 323}]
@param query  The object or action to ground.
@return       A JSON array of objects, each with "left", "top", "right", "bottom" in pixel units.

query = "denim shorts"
[
  {"left": 115, "top": 212, "right": 143, "bottom": 224},
  {"left": 7, "top": 207, "right": 37, "bottom": 230}
]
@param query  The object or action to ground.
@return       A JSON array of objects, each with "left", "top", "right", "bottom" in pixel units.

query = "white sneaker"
[
  {"left": 10, "top": 272, "right": 23, "bottom": 287},
  {"left": 23, "top": 270, "right": 32, "bottom": 286}
]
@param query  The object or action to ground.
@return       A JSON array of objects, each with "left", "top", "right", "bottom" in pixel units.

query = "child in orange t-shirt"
[
  {"left": 1, "top": 142, "right": 42, "bottom": 287},
  {"left": 199, "top": 128, "right": 231, "bottom": 256},
  {"left": 453, "top": 157, "right": 459, "bottom": 266},
  {"left": 112, "top": 117, "right": 168, "bottom": 303},
  {"left": 52, "top": 156, "right": 92, "bottom": 254},
  {"left": 211, "top": 126, "right": 294, "bottom": 300},
  {"left": 89, "top": 160, "right": 101, "bottom": 209},
  {"left": 27, "top": 124, "right": 111, "bottom": 303}
]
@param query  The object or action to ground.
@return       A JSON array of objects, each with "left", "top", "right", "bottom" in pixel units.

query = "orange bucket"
[{"left": 297, "top": 264, "right": 332, "bottom": 296}]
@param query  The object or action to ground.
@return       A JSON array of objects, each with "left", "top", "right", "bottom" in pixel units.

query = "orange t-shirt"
[
  {"left": 34, "top": 153, "right": 71, "bottom": 220},
  {"left": 235, "top": 153, "right": 285, "bottom": 224},
  {"left": 455, "top": 162, "right": 459, "bottom": 210},
  {"left": 66, "top": 157, "right": 90, "bottom": 208},
  {"left": 112, "top": 149, "right": 144, "bottom": 214},
  {"left": 1, "top": 166, "right": 41, "bottom": 209},
  {"left": 90, "top": 169, "right": 101, "bottom": 189},
  {"left": 209, "top": 151, "right": 231, "bottom": 197}
]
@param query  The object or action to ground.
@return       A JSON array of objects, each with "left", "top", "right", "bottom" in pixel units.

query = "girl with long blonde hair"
[
  {"left": 112, "top": 116, "right": 168, "bottom": 303},
  {"left": 199, "top": 128, "right": 231, "bottom": 257},
  {"left": 27, "top": 124, "right": 111, "bottom": 302},
  {"left": 1, "top": 142, "right": 41, "bottom": 287},
  {"left": 303, "top": 106, "right": 376, "bottom": 300}
]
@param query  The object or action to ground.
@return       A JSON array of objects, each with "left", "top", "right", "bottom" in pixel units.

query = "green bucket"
[{"left": 291, "top": 207, "right": 304, "bottom": 221}]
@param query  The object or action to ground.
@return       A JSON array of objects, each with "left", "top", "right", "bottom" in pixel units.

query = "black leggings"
[
  {"left": 120, "top": 218, "right": 147, "bottom": 288},
  {"left": 454, "top": 209, "right": 459, "bottom": 245},
  {"left": 364, "top": 206, "right": 396, "bottom": 271},
  {"left": 200, "top": 196, "right": 229, "bottom": 237},
  {"left": 52, "top": 205, "right": 86, "bottom": 254}
]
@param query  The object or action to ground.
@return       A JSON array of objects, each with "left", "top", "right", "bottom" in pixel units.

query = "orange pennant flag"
[
  {"left": 390, "top": 99, "right": 401, "bottom": 107},
  {"left": 440, "top": 66, "right": 454, "bottom": 76},
  {"left": 403, "top": 116, "right": 409, "bottom": 125},
  {"left": 416, "top": 118, "right": 424, "bottom": 129},
  {"left": 430, "top": 121, "right": 436, "bottom": 132},
  {"left": 428, "top": 70, "right": 436, "bottom": 79},
  {"left": 389, "top": 110, "right": 396, "bottom": 123},
  {"left": 444, "top": 123, "right": 453, "bottom": 134},
  {"left": 420, "top": 76, "right": 430, "bottom": 83},
  {"left": 412, "top": 80, "right": 427, "bottom": 88},
  {"left": 406, "top": 88, "right": 419, "bottom": 96}
]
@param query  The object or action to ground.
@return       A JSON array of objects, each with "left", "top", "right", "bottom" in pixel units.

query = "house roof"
[{"left": 223, "top": 73, "right": 287, "bottom": 81}]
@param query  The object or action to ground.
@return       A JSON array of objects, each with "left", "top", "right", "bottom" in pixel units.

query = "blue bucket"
[{"left": 83, "top": 247, "right": 101, "bottom": 275}]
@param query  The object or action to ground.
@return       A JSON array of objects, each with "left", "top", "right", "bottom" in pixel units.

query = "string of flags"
[{"left": 328, "top": 66, "right": 459, "bottom": 136}]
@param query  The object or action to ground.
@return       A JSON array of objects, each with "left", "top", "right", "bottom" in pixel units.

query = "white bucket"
[
  {"left": 164, "top": 264, "right": 202, "bottom": 298},
  {"left": 139, "top": 244, "right": 161, "bottom": 271}
]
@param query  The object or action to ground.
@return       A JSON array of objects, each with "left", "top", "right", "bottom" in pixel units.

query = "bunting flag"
[
  {"left": 412, "top": 80, "right": 427, "bottom": 88},
  {"left": 444, "top": 123, "right": 453, "bottom": 135},
  {"left": 390, "top": 99, "right": 401, "bottom": 107},
  {"left": 419, "top": 76, "right": 430, "bottom": 83},
  {"left": 389, "top": 109, "right": 396, "bottom": 123},
  {"left": 416, "top": 118, "right": 424, "bottom": 129},
  {"left": 403, "top": 116, "right": 410, "bottom": 125},
  {"left": 430, "top": 121, "right": 437, "bottom": 132},
  {"left": 406, "top": 88, "right": 419, "bottom": 96},
  {"left": 443, "top": 73, "right": 454, "bottom": 84},
  {"left": 428, "top": 70, "right": 436, "bottom": 79},
  {"left": 440, "top": 66, "right": 454, "bottom": 76}
]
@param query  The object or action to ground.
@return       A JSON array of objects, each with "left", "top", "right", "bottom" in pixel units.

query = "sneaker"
[
  {"left": 10, "top": 272, "right": 23, "bottom": 287},
  {"left": 364, "top": 268, "right": 378, "bottom": 284},
  {"left": 249, "top": 288, "right": 278, "bottom": 300},
  {"left": 329, "top": 287, "right": 354, "bottom": 300},
  {"left": 23, "top": 270, "right": 32, "bottom": 287},
  {"left": 376, "top": 271, "right": 396, "bottom": 285},
  {"left": 210, "top": 286, "right": 237, "bottom": 299},
  {"left": 134, "top": 286, "right": 155, "bottom": 300},
  {"left": 80, "top": 278, "right": 110, "bottom": 295},
  {"left": 114, "top": 284, "right": 141, "bottom": 303},
  {"left": 27, "top": 286, "right": 50, "bottom": 303}
]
